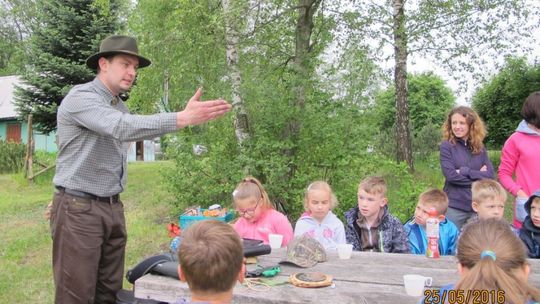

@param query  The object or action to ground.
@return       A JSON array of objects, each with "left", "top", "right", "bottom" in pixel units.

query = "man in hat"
[{"left": 49, "top": 35, "right": 231, "bottom": 304}]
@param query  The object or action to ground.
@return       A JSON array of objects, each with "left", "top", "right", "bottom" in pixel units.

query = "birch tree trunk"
[
  {"left": 222, "top": 0, "right": 250, "bottom": 147},
  {"left": 393, "top": 0, "right": 414, "bottom": 171}
]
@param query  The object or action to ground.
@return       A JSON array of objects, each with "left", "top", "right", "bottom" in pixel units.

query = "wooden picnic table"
[{"left": 134, "top": 248, "right": 540, "bottom": 304}]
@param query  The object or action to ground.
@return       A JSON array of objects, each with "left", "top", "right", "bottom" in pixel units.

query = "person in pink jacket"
[
  {"left": 232, "top": 176, "right": 293, "bottom": 246},
  {"left": 499, "top": 92, "right": 540, "bottom": 229}
]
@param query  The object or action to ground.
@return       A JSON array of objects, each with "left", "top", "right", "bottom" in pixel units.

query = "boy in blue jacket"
[{"left": 404, "top": 188, "right": 459, "bottom": 255}]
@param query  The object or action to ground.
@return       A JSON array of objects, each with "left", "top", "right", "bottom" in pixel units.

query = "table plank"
[
  {"left": 134, "top": 249, "right": 540, "bottom": 303},
  {"left": 135, "top": 274, "right": 421, "bottom": 304}
]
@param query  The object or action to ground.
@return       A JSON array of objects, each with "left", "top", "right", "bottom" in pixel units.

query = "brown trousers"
[{"left": 50, "top": 191, "right": 126, "bottom": 304}]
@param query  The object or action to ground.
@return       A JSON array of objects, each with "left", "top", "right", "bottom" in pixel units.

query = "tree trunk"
[
  {"left": 293, "top": 0, "right": 319, "bottom": 109},
  {"left": 286, "top": 0, "right": 320, "bottom": 154},
  {"left": 222, "top": 0, "right": 251, "bottom": 148},
  {"left": 393, "top": 0, "right": 414, "bottom": 171}
]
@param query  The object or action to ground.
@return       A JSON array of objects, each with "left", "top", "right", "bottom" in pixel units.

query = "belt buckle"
[{"left": 103, "top": 195, "right": 119, "bottom": 204}]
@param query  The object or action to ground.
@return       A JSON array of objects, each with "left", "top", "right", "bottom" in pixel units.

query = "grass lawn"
[{"left": 0, "top": 161, "right": 176, "bottom": 303}]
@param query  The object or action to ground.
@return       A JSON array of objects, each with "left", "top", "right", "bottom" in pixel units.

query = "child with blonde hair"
[
  {"left": 344, "top": 176, "right": 409, "bottom": 253},
  {"left": 232, "top": 176, "right": 293, "bottom": 246},
  {"left": 294, "top": 181, "right": 346, "bottom": 250},
  {"left": 404, "top": 188, "right": 459, "bottom": 255},
  {"left": 471, "top": 179, "right": 507, "bottom": 221}
]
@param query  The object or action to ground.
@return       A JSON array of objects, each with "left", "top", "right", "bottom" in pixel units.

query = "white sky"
[{"left": 407, "top": 29, "right": 540, "bottom": 105}]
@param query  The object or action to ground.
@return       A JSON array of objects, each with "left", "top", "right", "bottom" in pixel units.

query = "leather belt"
[{"left": 55, "top": 186, "right": 119, "bottom": 203}]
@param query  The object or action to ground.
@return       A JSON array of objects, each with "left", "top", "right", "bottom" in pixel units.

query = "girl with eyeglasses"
[{"left": 232, "top": 176, "right": 293, "bottom": 247}]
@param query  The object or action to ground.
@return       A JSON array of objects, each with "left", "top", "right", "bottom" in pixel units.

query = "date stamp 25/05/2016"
[{"left": 423, "top": 289, "right": 505, "bottom": 304}]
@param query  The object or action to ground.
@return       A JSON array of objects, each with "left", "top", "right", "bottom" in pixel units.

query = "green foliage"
[
  {"left": 413, "top": 152, "right": 445, "bottom": 190},
  {"left": 128, "top": 0, "right": 229, "bottom": 115},
  {"left": 373, "top": 73, "right": 452, "bottom": 160},
  {"left": 0, "top": 0, "right": 37, "bottom": 76},
  {"left": 0, "top": 141, "right": 25, "bottom": 173},
  {"left": 128, "top": 1, "right": 430, "bottom": 225},
  {"left": 413, "top": 123, "right": 442, "bottom": 160},
  {"left": 14, "top": 0, "right": 123, "bottom": 134},
  {"left": 331, "top": 155, "right": 428, "bottom": 224},
  {"left": 162, "top": 98, "right": 426, "bottom": 224},
  {"left": 488, "top": 150, "right": 502, "bottom": 173},
  {"left": 0, "top": 33, "right": 25, "bottom": 76},
  {"left": 375, "top": 124, "right": 442, "bottom": 163},
  {"left": 374, "top": 72, "right": 455, "bottom": 136},
  {"left": 472, "top": 57, "right": 540, "bottom": 148}
]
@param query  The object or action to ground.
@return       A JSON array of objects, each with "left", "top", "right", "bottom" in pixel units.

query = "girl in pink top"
[
  {"left": 232, "top": 176, "right": 293, "bottom": 246},
  {"left": 499, "top": 92, "right": 540, "bottom": 229}
]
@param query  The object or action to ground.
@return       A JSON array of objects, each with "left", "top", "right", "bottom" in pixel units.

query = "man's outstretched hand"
[{"left": 176, "top": 88, "right": 232, "bottom": 129}]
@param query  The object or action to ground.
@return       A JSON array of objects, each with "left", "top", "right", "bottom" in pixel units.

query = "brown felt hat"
[{"left": 86, "top": 35, "right": 151, "bottom": 70}]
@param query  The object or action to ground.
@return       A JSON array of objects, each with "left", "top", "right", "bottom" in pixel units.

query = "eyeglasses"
[{"left": 236, "top": 198, "right": 261, "bottom": 216}]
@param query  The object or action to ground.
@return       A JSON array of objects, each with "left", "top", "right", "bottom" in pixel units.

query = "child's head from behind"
[
  {"left": 456, "top": 218, "right": 540, "bottom": 303},
  {"left": 178, "top": 220, "right": 245, "bottom": 296},
  {"left": 303, "top": 181, "right": 338, "bottom": 222},
  {"left": 522, "top": 91, "right": 540, "bottom": 129},
  {"left": 233, "top": 176, "right": 273, "bottom": 223},
  {"left": 357, "top": 176, "right": 387, "bottom": 220},
  {"left": 528, "top": 196, "right": 540, "bottom": 228},
  {"left": 414, "top": 189, "right": 448, "bottom": 226},
  {"left": 471, "top": 179, "right": 507, "bottom": 220}
]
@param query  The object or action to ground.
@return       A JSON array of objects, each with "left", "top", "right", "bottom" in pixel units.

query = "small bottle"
[
  {"left": 170, "top": 236, "right": 182, "bottom": 254},
  {"left": 425, "top": 207, "right": 440, "bottom": 258}
]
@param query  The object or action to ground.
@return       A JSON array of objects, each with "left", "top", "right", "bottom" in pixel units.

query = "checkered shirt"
[{"left": 53, "top": 78, "right": 177, "bottom": 196}]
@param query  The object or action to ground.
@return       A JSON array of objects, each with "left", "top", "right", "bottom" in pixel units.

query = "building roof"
[{"left": 0, "top": 75, "right": 22, "bottom": 120}]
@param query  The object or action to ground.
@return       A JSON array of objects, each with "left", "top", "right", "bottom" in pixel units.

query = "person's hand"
[
  {"left": 480, "top": 165, "right": 487, "bottom": 171},
  {"left": 176, "top": 88, "right": 232, "bottom": 128},
  {"left": 517, "top": 189, "right": 528, "bottom": 199}
]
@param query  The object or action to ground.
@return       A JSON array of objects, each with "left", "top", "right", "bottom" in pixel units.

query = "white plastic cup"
[
  {"left": 268, "top": 234, "right": 283, "bottom": 249},
  {"left": 403, "top": 274, "right": 432, "bottom": 297},
  {"left": 337, "top": 243, "right": 353, "bottom": 259}
]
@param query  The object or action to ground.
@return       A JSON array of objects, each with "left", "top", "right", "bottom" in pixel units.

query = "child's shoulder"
[
  {"left": 402, "top": 218, "right": 417, "bottom": 231},
  {"left": 383, "top": 209, "right": 403, "bottom": 224},
  {"left": 380, "top": 210, "right": 405, "bottom": 232},
  {"left": 441, "top": 218, "right": 458, "bottom": 230},
  {"left": 264, "top": 208, "right": 290, "bottom": 222},
  {"left": 344, "top": 206, "right": 358, "bottom": 216}
]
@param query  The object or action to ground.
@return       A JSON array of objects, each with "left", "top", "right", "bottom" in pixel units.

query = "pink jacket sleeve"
[
  {"left": 498, "top": 136, "right": 521, "bottom": 196},
  {"left": 272, "top": 211, "right": 294, "bottom": 246}
]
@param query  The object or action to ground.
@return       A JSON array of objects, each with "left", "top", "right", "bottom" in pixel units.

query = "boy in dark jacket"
[
  {"left": 519, "top": 190, "right": 540, "bottom": 258},
  {"left": 344, "top": 176, "right": 409, "bottom": 253}
]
